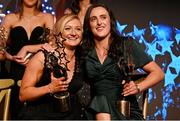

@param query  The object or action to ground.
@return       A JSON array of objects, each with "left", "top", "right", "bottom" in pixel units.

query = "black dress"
[
  {"left": 8, "top": 26, "right": 45, "bottom": 119},
  {"left": 18, "top": 47, "right": 90, "bottom": 120},
  {"left": 85, "top": 40, "right": 152, "bottom": 120},
  {"left": 9, "top": 26, "right": 44, "bottom": 81}
]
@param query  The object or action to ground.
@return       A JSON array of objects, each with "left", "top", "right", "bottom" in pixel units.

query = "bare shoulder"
[
  {"left": 2, "top": 13, "right": 19, "bottom": 26},
  {"left": 39, "top": 12, "right": 55, "bottom": 28},
  {"left": 28, "top": 51, "right": 45, "bottom": 67},
  {"left": 4, "top": 13, "right": 17, "bottom": 20},
  {"left": 40, "top": 12, "right": 54, "bottom": 19}
]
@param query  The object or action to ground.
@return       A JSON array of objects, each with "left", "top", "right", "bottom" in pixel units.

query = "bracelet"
[
  {"left": 48, "top": 84, "right": 53, "bottom": 96},
  {"left": 136, "top": 84, "right": 141, "bottom": 93}
]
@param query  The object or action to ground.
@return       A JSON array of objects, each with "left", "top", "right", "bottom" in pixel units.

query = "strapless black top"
[
  {"left": 8, "top": 26, "right": 45, "bottom": 81},
  {"left": 9, "top": 26, "right": 44, "bottom": 55}
]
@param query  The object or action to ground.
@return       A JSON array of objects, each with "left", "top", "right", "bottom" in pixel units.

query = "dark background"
[{"left": 98, "top": 0, "right": 180, "bottom": 28}]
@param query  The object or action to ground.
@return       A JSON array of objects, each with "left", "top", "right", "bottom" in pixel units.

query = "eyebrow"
[
  {"left": 64, "top": 25, "right": 81, "bottom": 27},
  {"left": 90, "top": 14, "right": 107, "bottom": 18}
]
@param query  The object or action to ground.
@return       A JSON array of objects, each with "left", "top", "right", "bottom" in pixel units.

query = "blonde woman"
[{"left": 19, "top": 14, "right": 88, "bottom": 120}]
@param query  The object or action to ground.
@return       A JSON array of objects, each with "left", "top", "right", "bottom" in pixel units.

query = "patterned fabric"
[{"left": 18, "top": 47, "right": 89, "bottom": 120}]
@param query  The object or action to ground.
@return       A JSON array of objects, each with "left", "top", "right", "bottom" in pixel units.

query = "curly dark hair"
[
  {"left": 82, "top": 3, "right": 132, "bottom": 76},
  {"left": 83, "top": 3, "right": 126, "bottom": 59},
  {"left": 70, "top": 0, "right": 97, "bottom": 14}
]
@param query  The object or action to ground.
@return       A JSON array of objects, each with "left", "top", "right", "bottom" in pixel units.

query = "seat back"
[
  {"left": 17, "top": 80, "right": 21, "bottom": 87},
  {"left": 134, "top": 75, "right": 148, "bottom": 120},
  {"left": 0, "top": 79, "right": 14, "bottom": 121},
  {"left": 142, "top": 89, "right": 148, "bottom": 119}
]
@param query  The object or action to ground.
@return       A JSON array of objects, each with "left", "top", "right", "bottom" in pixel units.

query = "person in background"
[
  {"left": 82, "top": 3, "right": 164, "bottom": 120},
  {"left": 54, "top": 0, "right": 67, "bottom": 20},
  {"left": 64, "top": 0, "right": 97, "bottom": 25},
  {"left": 0, "top": 0, "right": 54, "bottom": 119},
  {"left": 19, "top": 14, "right": 89, "bottom": 120}
]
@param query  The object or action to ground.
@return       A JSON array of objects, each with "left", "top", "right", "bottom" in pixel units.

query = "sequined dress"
[{"left": 18, "top": 47, "right": 90, "bottom": 120}]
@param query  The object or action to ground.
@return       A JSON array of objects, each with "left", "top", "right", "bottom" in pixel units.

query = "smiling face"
[
  {"left": 89, "top": 6, "right": 111, "bottom": 40},
  {"left": 62, "top": 18, "right": 83, "bottom": 49}
]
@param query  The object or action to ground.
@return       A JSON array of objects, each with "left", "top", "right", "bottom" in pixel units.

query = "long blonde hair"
[{"left": 54, "top": 14, "right": 82, "bottom": 35}]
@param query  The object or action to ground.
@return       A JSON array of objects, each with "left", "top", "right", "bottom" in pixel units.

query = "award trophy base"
[
  {"left": 117, "top": 100, "right": 130, "bottom": 117},
  {"left": 54, "top": 91, "right": 71, "bottom": 112}
]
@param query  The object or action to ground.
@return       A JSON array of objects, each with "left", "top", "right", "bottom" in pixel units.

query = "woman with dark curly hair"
[{"left": 82, "top": 3, "right": 164, "bottom": 120}]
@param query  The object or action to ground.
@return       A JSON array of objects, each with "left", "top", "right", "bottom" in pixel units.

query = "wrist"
[
  {"left": 0, "top": 53, "right": 6, "bottom": 61},
  {"left": 22, "top": 45, "right": 29, "bottom": 53},
  {"left": 48, "top": 84, "right": 54, "bottom": 96},
  {"left": 136, "top": 84, "right": 141, "bottom": 93}
]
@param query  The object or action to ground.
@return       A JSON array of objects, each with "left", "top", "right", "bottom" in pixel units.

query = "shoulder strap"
[{"left": 37, "top": 49, "right": 50, "bottom": 68}]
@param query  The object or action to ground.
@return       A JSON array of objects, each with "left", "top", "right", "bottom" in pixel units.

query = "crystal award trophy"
[
  {"left": 117, "top": 40, "right": 135, "bottom": 117},
  {"left": 46, "top": 31, "right": 71, "bottom": 112}
]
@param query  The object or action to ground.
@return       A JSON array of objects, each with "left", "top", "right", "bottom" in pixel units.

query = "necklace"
[
  {"left": 95, "top": 46, "right": 109, "bottom": 55},
  {"left": 95, "top": 46, "right": 109, "bottom": 64}
]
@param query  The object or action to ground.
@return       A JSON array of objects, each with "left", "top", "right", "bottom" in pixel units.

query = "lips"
[
  {"left": 96, "top": 26, "right": 104, "bottom": 31},
  {"left": 66, "top": 34, "right": 80, "bottom": 40},
  {"left": 67, "top": 37, "right": 79, "bottom": 40}
]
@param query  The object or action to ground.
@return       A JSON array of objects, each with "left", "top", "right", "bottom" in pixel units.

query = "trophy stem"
[
  {"left": 54, "top": 91, "right": 71, "bottom": 112},
  {"left": 117, "top": 99, "right": 130, "bottom": 117},
  {"left": 118, "top": 69, "right": 134, "bottom": 117},
  {"left": 117, "top": 39, "right": 135, "bottom": 117},
  {"left": 118, "top": 76, "right": 131, "bottom": 117}
]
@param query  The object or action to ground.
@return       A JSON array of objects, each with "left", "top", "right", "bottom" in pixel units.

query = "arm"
[
  {"left": 123, "top": 61, "right": 164, "bottom": 96},
  {"left": 0, "top": 14, "right": 12, "bottom": 44},
  {"left": 0, "top": 14, "right": 12, "bottom": 61},
  {"left": 0, "top": 50, "right": 6, "bottom": 61},
  {"left": 15, "top": 44, "right": 45, "bottom": 58},
  {"left": 137, "top": 61, "right": 164, "bottom": 92},
  {"left": 19, "top": 51, "right": 67, "bottom": 102},
  {"left": 13, "top": 44, "right": 45, "bottom": 65},
  {"left": 19, "top": 51, "right": 48, "bottom": 101},
  {"left": 14, "top": 43, "right": 55, "bottom": 65}
]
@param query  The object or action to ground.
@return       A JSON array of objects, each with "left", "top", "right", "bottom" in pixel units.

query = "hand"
[
  {"left": 122, "top": 81, "right": 140, "bottom": 96},
  {"left": 0, "top": 50, "right": 5, "bottom": 61},
  {"left": 14, "top": 46, "right": 30, "bottom": 65},
  {"left": 3, "top": 50, "right": 13, "bottom": 60},
  {"left": 49, "top": 72, "right": 69, "bottom": 93},
  {"left": 13, "top": 55, "right": 29, "bottom": 66},
  {"left": 16, "top": 46, "right": 28, "bottom": 59}
]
